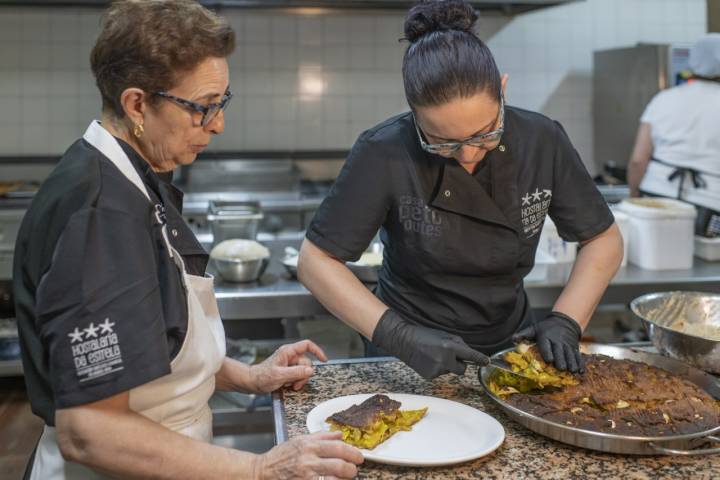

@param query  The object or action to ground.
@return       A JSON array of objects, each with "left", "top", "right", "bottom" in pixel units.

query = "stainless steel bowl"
[
  {"left": 213, "top": 257, "right": 269, "bottom": 283},
  {"left": 346, "top": 241, "right": 383, "bottom": 283},
  {"left": 631, "top": 291, "right": 720, "bottom": 374}
]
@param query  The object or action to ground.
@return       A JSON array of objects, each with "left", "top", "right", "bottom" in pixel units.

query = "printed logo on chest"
[
  {"left": 521, "top": 187, "right": 552, "bottom": 238},
  {"left": 399, "top": 195, "right": 442, "bottom": 237}
]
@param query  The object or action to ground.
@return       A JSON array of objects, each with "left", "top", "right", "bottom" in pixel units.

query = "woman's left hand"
[{"left": 251, "top": 340, "right": 328, "bottom": 393}]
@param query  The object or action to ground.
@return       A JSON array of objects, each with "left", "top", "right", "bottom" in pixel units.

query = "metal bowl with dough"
[{"left": 631, "top": 291, "right": 720, "bottom": 374}]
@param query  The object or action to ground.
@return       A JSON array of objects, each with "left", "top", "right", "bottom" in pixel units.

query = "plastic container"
[
  {"left": 527, "top": 248, "right": 557, "bottom": 282},
  {"left": 610, "top": 208, "right": 630, "bottom": 267},
  {"left": 537, "top": 217, "right": 577, "bottom": 263},
  {"left": 695, "top": 236, "right": 720, "bottom": 261},
  {"left": 618, "top": 198, "right": 697, "bottom": 270}
]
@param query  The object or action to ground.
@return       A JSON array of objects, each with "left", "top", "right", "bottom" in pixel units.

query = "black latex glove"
[
  {"left": 372, "top": 309, "right": 487, "bottom": 379},
  {"left": 512, "top": 312, "right": 585, "bottom": 373}
]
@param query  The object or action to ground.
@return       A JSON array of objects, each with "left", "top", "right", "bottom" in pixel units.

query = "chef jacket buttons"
[
  {"left": 444, "top": 190, "right": 451, "bottom": 197},
  {"left": 171, "top": 229, "right": 178, "bottom": 237},
  {"left": 499, "top": 145, "right": 506, "bottom": 152}
]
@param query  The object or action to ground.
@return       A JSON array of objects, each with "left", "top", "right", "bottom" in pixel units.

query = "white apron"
[
  {"left": 29, "top": 121, "right": 226, "bottom": 480},
  {"left": 640, "top": 159, "right": 720, "bottom": 212}
]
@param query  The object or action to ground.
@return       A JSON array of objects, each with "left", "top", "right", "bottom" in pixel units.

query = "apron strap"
[
  {"left": 23, "top": 434, "right": 41, "bottom": 480},
  {"left": 82, "top": 121, "right": 174, "bottom": 258},
  {"left": 651, "top": 157, "right": 709, "bottom": 201}
]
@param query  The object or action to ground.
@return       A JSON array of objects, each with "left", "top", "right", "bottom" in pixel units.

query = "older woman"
[{"left": 13, "top": 1, "right": 362, "bottom": 479}]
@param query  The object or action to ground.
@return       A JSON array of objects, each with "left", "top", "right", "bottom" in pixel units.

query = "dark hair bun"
[{"left": 404, "top": 0, "right": 478, "bottom": 43}]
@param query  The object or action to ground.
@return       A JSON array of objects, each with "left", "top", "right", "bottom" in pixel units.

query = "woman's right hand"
[
  {"left": 372, "top": 309, "right": 487, "bottom": 379},
  {"left": 254, "top": 431, "right": 363, "bottom": 479}
]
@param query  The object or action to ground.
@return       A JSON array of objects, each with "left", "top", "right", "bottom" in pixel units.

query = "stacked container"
[{"left": 618, "top": 198, "right": 697, "bottom": 270}]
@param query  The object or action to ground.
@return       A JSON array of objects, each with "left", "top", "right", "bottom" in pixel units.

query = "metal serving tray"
[{"left": 480, "top": 344, "right": 720, "bottom": 455}]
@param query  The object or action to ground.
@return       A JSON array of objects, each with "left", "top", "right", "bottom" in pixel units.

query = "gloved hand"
[
  {"left": 372, "top": 309, "right": 487, "bottom": 379},
  {"left": 512, "top": 312, "right": 584, "bottom": 373}
]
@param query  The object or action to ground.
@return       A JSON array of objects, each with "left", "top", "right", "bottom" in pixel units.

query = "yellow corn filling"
[
  {"left": 488, "top": 344, "right": 578, "bottom": 398},
  {"left": 327, "top": 408, "right": 428, "bottom": 449}
]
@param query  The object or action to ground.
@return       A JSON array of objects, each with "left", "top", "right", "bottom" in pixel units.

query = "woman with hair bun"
[{"left": 299, "top": 0, "right": 623, "bottom": 379}]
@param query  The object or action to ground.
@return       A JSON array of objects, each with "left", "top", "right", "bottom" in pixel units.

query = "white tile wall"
[{"left": 0, "top": 1, "right": 708, "bottom": 174}]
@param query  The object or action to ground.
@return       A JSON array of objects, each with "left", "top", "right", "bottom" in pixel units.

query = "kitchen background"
[
  {"left": 2, "top": 1, "right": 720, "bottom": 475},
  {"left": 0, "top": 0, "right": 708, "bottom": 175}
]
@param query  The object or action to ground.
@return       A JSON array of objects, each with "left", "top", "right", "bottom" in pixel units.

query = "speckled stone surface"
[{"left": 279, "top": 359, "right": 720, "bottom": 479}]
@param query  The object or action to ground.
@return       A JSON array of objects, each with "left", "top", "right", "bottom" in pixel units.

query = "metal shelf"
[{"left": 0, "top": 359, "right": 22, "bottom": 377}]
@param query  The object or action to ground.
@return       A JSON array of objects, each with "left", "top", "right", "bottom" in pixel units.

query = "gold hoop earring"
[{"left": 133, "top": 123, "right": 144, "bottom": 138}]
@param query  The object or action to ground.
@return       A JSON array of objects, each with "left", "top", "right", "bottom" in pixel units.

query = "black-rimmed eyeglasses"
[
  {"left": 413, "top": 95, "right": 505, "bottom": 157},
  {"left": 155, "top": 87, "right": 233, "bottom": 127}
]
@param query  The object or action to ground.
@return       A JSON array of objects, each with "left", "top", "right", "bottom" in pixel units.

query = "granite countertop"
[{"left": 276, "top": 359, "right": 720, "bottom": 480}]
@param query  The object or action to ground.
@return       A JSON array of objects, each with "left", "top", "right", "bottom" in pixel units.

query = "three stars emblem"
[
  {"left": 69, "top": 318, "right": 115, "bottom": 343},
  {"left": 522, "top": 188, "right": 552, "bottom": 206}
]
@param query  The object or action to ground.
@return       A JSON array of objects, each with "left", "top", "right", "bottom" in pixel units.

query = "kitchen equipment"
[
  {"left": 0, "top": 281, "right": 13, "bottom": 314},
  {"left": 16, "top": 0, "right": 578, "bottom": 13},
  {"left": 695, "top": 236, "right": 720, "bottom": 261},
  {"left": 306, "top": 393, "right": 505, "bottom": 466},
  {"left": 696, "top": 206, "right": 720, "bottom": 238},
  {"left": 631, "top": 291, "right": 720, "bottom": 374},
  {"left": 282, "top": 247, "right": 299, "bottom": 278},
  {"left": 213, "top": 257, "right": 269, "bottom": 283},
  {"left": 480, "top": 344, "right": 720, "bottom": 455},
  {"left": 346, "top": 241, "right": 384, "bottom": 283},
  {"left": 594, "top": 43, "right": 691, "bottom": 172},
  {"left": 0, "top": 318, "right": 19, "bottom": 361},
  {"left": 610, "top": 208, "right": 630, "bottom": 267},
  {"left": 596, "top": 184, "right": 631, "bottom": 205},
  {"left": 0, "top": 181, "right": 39, "bottom": 198},
  {"left": 284, "top": 243, "right": 384, "bottom": 282},
  {"left": 0, "top": 208, "right": 26, "bottom": 280},
  {"left": 207, "top": 200, "right": 263, "bottom": 244},
  {"left": 537, "top": 217, "right": 576, "bottom": 263},
  {"left": 618, "top": 198, "right": 697, "bottom": 270}
]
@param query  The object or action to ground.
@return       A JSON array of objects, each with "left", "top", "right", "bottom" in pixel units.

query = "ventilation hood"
[{"left": 1, "top": 0, "right": 581, "bottom": 14}]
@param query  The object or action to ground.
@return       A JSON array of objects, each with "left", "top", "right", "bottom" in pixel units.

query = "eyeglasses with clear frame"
[
  {"left": 154, "top": 87, "right": 233, "bottom": 127},
  {"left": 413, "top": 94, "right": 505, "bottom": 157}
]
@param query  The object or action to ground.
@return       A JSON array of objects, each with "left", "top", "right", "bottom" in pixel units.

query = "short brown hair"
[{"left": 91, "top": 0, "right": 236, "bottom": 118}]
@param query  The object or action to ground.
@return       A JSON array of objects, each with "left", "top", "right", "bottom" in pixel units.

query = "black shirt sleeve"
[
  {"left": 306, "top": 132, "right": 393, "bottom": 261},
  {"left": 548, "top": 121, "right": 615, "bottom": 242},
  {"left": 35, "top": 206, "right": 172, "bottom": 408}
]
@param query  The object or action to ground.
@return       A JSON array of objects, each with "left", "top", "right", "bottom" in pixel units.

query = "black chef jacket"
[
  {"left": 307, "top": 106, "right": 614, "bottom": 354},
  {"left": 13, "top": 136, "right": 208, "bottom": 426}
]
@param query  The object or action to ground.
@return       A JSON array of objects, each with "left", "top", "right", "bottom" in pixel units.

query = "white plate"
[{"left": 306, "top": 393, "right": 505, "bottom": 467}]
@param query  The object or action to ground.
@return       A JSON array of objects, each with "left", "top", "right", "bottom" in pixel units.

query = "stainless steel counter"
[{"left": 214, "top": 237, "right": 720, "bottom": 320}]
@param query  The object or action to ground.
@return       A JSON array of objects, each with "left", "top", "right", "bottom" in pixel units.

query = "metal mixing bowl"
[
  {"left": 213, "top": 257, "right": 269, "bottom": 283},
  {"left": 631, "top": 291, "right": 720, "bottom": 374}
]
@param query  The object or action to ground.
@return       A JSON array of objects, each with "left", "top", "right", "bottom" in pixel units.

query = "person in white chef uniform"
[
  {"left": 12, "top": 1, "right": 363, "bottom": 479},
  {"left": 628, "top": 34, "right": 720, "bottom": 237}
]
